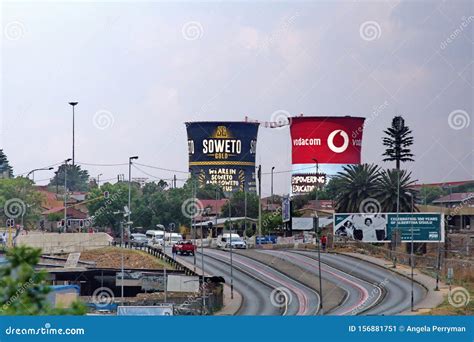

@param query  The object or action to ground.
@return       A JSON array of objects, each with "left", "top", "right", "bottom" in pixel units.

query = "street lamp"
[
  {"left": 312, "top": 158, "right": 323, "bottom": 314},
  {"left": 228, "top": 199, "right": 234, "bottom": 300},
  {"left": 63, "top": 158, "right": 72, "bottom": 233},
  {"left": 97, "top": 173, "right": 103, "bottom": 189},
  {"left": 68, "top": 102, "right": 78, "bottom": 166},
  {"left": 271, "top": 166, "right": 275, "bottom": 204},
  {"left": 27, "top": 167, "right": 53, "bottom": 182},
  {"left": 128, "top": 156, "right": 138, "bottom": 239},
  {"left": 405, "top": 191, "right": 415, "bottom": 312}
]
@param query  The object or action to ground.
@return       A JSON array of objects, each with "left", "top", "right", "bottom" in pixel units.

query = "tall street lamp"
[
  {"left": 97, "top": 173, "right": 103, "bottom": 189},
  {"left": 128, "top": 156, "right": 139, "bottom": 237},
  {"left": 271, "top": 166, "right": 275, "bottom": 204},
  {"left": 63, "top": 158, "right": 72, "bottom": 232},
  {"left": 27, "top": 167, "right": 53, "bottom": 182},
  {"left": 312, "top": 158, "right": 323, "bottom": 314},
  {"left": 68, "top": 102, "right": 78, "bottom": 166},
  {"left": 405, "top": 191, "right": 415, "bottom": 312}
]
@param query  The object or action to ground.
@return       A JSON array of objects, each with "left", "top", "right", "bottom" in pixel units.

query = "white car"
[{"left": 217, "top": 233, "right": 247, "bottom": 249}]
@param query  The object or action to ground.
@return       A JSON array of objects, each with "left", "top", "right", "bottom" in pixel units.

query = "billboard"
[
  {"left": 186, "top": 121, "right": 259, "bottom": 193},
  {"left": 282, "top": 195, "right": 291, "bottom": 223},
  {"left": 333, "top": 213, "right": 445, "bottom": 243},
  {"left": 289, "top": 116, "right": 366, "bottom": 195}
]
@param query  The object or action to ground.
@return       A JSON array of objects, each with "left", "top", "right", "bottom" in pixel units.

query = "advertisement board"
[
  {"left": 289, "top": 116, "right": 365, "bottom": 195},
  {"left": 186, "top": 121, "right": 259, "bottom": 193},
  {"left": 282, "top": 195, "right": 291, "bottom": 223},
  {"left": 333, "top": 213, "right": 445, "bottom": 243}
]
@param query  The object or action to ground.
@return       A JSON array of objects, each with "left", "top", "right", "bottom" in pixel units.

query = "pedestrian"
[
  {"left": 172, "top": 244, "right": 177, "bottom": 259},
  {"left": 321, "top": 235, "right": 327, "bottom": 251}
]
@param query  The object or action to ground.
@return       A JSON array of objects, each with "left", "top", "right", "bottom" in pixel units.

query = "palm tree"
[
  {"left": 382, "top": 116, "right": 414, "bottom": 170},
  {"left": 333, "top": 164, "right": 381, "bottom": 213},
  {"left": 376, "top": 169, "right": 418, "bottom": 212}
]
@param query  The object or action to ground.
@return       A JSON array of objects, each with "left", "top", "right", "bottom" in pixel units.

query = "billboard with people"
[
  {"left": 185, "top": 121, "right": 259, "bottom": 193},
  {"left": 333, "top": 213, "right": 445, "bottom": 243}
]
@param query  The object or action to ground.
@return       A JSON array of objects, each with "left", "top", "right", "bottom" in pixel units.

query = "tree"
[
  {"left": 382, "top": 116, "right": 414, "bottom": 170},
  {"left": 332, "top": 164, "right": 381, "bottom": 213},
  {"left": 419, "top": 186, "right": 446, "bottom": 205},
  {"left": 0, "top": 246, "right": 85, "bottom": 315},
  {"left": 221, "top": 191, "right": 259, "bottom": 218},
  {"left": 376, "top": 169, "right": 418, "bottom": 212},
  {"left": 0, "top": 149, "right": 13, "bottom": 178},
  {"left": 49, "top": 164, "right": 90, "bottom": 192},
  {"left": 0, "top": 177, "right": 43, "bottom": 229}
]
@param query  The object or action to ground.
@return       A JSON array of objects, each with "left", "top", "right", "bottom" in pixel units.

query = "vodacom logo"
[{"left": 327, "top": 129, "right": 349, "bottom": 153}]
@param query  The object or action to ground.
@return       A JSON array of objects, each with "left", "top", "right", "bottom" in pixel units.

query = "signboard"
[
  {"left": 292, "top": 217, "right": 314, "bottom": 231},
  {"left": 334, "top": 213, "right": 445, "bottom": 243},
  {"left": 186, "top": 121, "right": 259, "bottom": 193},
  {"left": 117, "top": 305, "right": 173, "bottom": 316},
  {"left": 291, "top": 173, "right": 326, "bottom": 194},
  {"left": 290, "top": 116, "right": 365, "bottom": 165},
  {"left": 64, "top": 252, "right": 81, "bottom": 268},
  {"left": 282, "top": 195, "right": 291, "bottom": 223}
]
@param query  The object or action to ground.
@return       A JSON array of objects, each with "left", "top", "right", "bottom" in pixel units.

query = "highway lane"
[
  {"left": 293, "top": 250, "right": 427, "bottom": 315},
  {"left": 204, "top": 249, "right": 320, "bottom": 316},
  {"left": 259, "top": 250, "right": 381, "bottom": 315},
  {"left": 164, "top": 247, "right": 281, "bottom": 315}
]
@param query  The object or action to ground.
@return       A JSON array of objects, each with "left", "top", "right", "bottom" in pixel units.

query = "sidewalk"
[
  {"left": 175, "top": 256, "right": 243, "bottom": 316},
  {"left": 339, "top": 252, "right": 447, "bottom": 315}
]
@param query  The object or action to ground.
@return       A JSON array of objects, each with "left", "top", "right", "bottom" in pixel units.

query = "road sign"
[{"left": 447, "top": 267, "right": 454, "bottom": 280}]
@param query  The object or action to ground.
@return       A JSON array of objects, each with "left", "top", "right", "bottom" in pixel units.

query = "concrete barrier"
[{"left": 16, "top": 232, "right": 113, "bottom": 254}]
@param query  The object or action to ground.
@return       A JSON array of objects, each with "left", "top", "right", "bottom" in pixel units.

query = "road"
[{"left": 291, "top": 250, "right": 427, "bottom": 315}]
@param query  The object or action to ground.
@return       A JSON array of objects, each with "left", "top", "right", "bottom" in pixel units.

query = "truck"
[{"left": 173, "top": 240, "right": 196, "bottom": 256}]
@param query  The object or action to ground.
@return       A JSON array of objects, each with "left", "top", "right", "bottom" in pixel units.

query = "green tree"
[
  {"left": 382, "top": 116, "right": 414, "bottom": 170},
  {"left": 419, "top": 186, "right": 446, "bottom": 205},
  {"left": 221, "top": 191, "right": 259, "bottom": 218},
  {"left": 333, "top": 164, "right": 381, "bottom": 213},
  {"left": 0, "top": 149, "right": 13, "bottom": 178},
  {"left": 0, "top": 177, "right": 43, "bottom": 229},
  {"left": 376, "top": 169, "right": 418, "bottom": 212},
  {"left": 0, "top": 246, "right": 85, "bottom": 315},
  {"left": 49, "top": 164, "right": 90, "bottom": 192}
]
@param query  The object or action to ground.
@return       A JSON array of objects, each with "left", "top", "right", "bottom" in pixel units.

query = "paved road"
[
  {"left": 293, "top": 250, "right": 427, "bottom": 315},
  {"left": 165, "top": 247, "right": 281, "bottom": 315},
  {"left": 259, "top": 250, "right": 381, "bottom": 315}
]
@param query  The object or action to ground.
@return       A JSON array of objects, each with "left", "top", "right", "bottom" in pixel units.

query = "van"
[
  {"left": 146, "top": 230, "right": 165, "bottom": 246},
  {"left": 217, "top": 233, "right": 247, "bottom": 249},
  {"left": 164, "top": 232, "right": 183, "bottom": 246}
]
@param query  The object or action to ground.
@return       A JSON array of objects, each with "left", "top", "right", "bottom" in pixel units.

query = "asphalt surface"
[
  {"left": 258, "top": 250, "right": 382, "bottom": 315},
  {"left": 293, "top": 250, "right": 427, "bottom": 315}
]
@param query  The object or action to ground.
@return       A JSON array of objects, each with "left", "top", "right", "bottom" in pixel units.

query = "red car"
[{"left": 173, "top": 240, "right": 196, "bottom": 256}]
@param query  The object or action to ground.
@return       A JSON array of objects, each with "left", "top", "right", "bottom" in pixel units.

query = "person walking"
[{"left": 321, "top": 235, "right": 327, "bottom": 252}]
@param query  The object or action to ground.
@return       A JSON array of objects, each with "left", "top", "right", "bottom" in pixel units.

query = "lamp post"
[
  {"left": 228, "top": 198, "right": 234, "bottom": 300},
  {"left": 312, "top": 158, "right": 323, "bottom": 314},
  {"left": 68, "top": 102, "right": 78, "bottom": 166},
  {"left": 63, "top": 158, "right": 72, "bottom": 233},
  {"left": 97, "top": 173, "right": 103, "bottom": 189},
  {"left": 27, "top": 167, "right": 53, "bottom": 182},
  {"left": 271, "top": 166, "right": 275, "bottom": 204},
  {"left": 128, "top": 156, "right": 138, "bottom": 239},
  {"left": 406, "top": 191, "right": 415, "bottom": 312}
]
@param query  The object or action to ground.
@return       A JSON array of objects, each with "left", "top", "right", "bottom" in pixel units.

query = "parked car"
[
  {"left": 173, "top": 240, "right": 196, "bottom": 256},
  {"left": 217, "top": 233, "right": 247, "bottom": 249},
  {"left": 130, "top": 233, "right": 148, "bottom": 247}
]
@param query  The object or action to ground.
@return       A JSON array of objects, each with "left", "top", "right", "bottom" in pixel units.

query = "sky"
[{"left": 1, "top": 0, "right": 473, "bottom": 197}]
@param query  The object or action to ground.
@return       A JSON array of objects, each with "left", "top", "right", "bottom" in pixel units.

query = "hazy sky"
[{"left": 1, "top": 0, "right": 473, "bottom": 196}]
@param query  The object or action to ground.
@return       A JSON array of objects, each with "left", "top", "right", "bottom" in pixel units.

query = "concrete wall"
[{"left": 16, "top": 232, "right": 113, "bottom": 254}]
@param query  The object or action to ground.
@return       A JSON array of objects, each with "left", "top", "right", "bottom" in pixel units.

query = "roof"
[
  {"left": 36, "top": 186, "right": 63, "bottom": 210},
  {"left": 410, "top": 180, "right": 474, "bottom": 189},
  {"left": 194, "top": 217, "right": 257, "bottom": 227},
  {"left": 198, "top": 199, "right": 228, "bottom": 214},
  {"left": 433, "top": 193, "right": 474, "bottom": 203}
]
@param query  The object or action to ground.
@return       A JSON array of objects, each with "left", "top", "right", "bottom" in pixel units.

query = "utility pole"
[
  {"left": 68, "top": 102, "right": 78, "bottom": 166},
  {"left": 229, "top": 199, "right": 234, "bottom": 300},
  {"left": 257, "top": 165, "right": 262, "bottom": 243},
  {"left": 312, "top": 158, "right": 323, "bottom": 314},
  {"left": 63, "top": 159, "right": 72, "bottom": 233}
]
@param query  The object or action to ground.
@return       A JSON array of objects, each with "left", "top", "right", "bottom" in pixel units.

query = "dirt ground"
[{"left": 79, "top": 247, "right": 173, "bottom": 270}]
